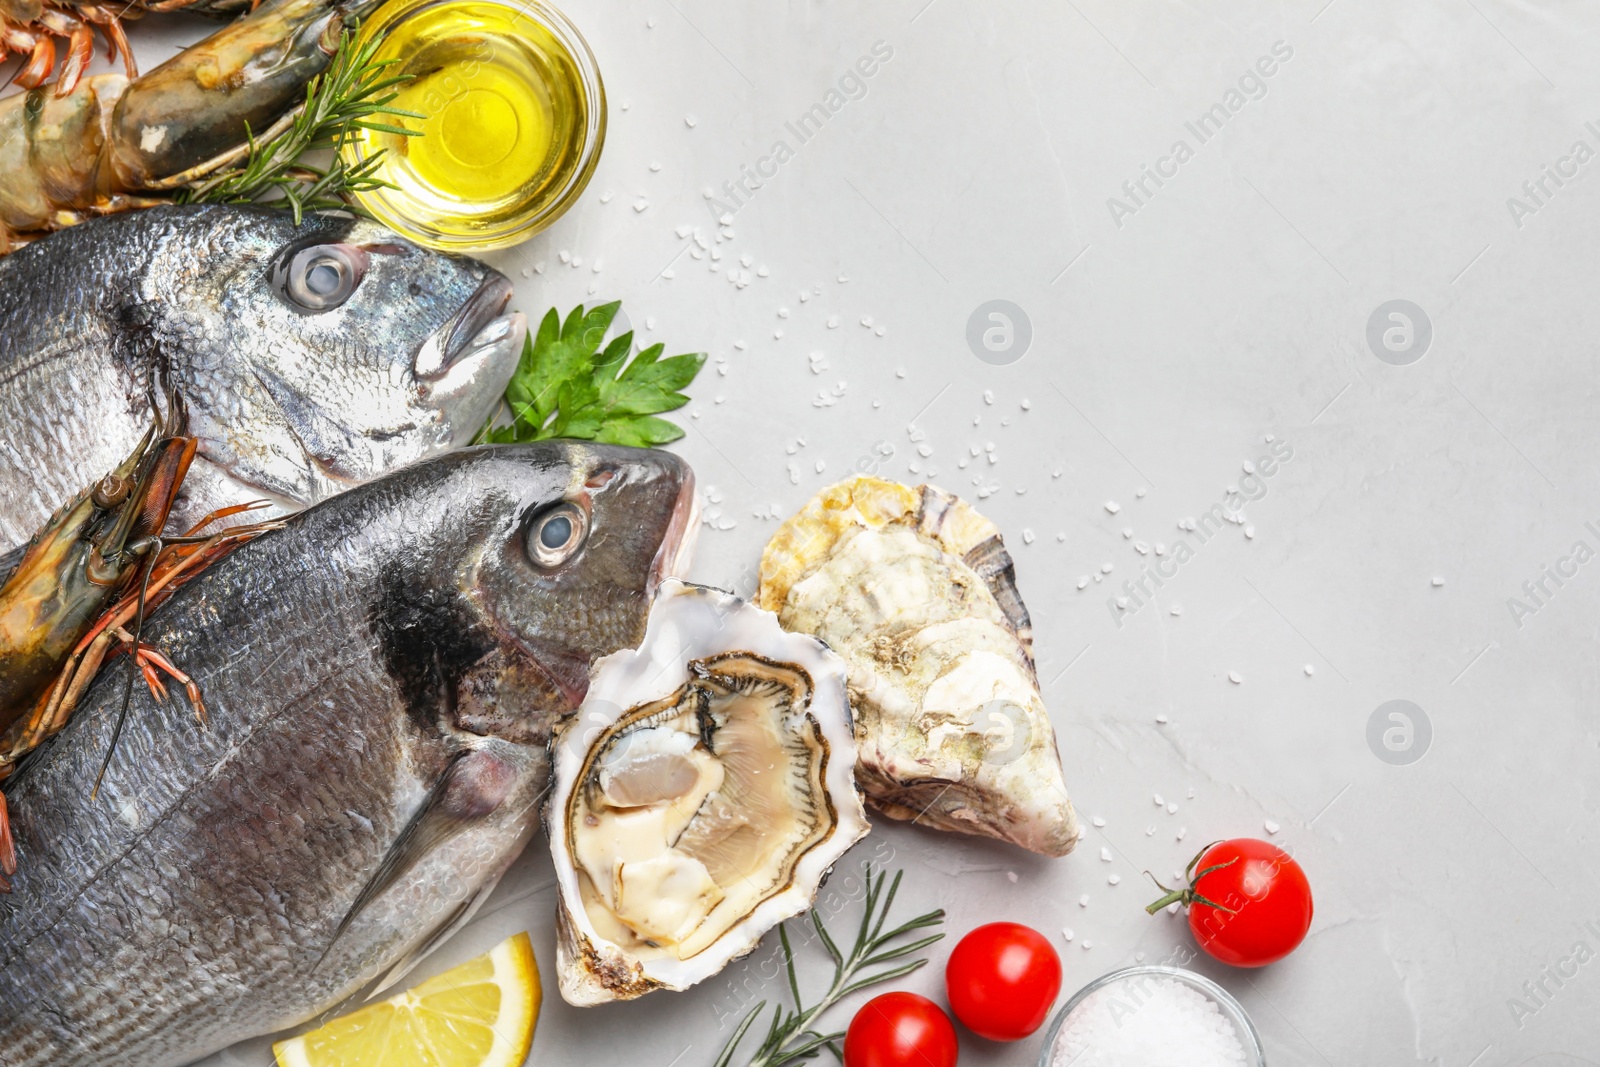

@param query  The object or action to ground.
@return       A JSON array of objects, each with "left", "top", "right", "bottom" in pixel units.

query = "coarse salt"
[{"left": 1048, "top": 975, "right": 1249, "bottom": 1066}]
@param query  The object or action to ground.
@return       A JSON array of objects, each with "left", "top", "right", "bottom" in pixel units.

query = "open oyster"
[
  {"left": 548, "top": 579, "right": 869, "bottom": 1006},
  {"left": 758, "top": 476, "right": 1080, "bottom": 857}
]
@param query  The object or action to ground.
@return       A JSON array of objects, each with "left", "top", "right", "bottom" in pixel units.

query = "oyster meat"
[
  {"left": 758, "top": 475, "right": 1080, "bottom": 857},
  {"left": 548, "top": 579, "right": 869, "bottom": 1006}
]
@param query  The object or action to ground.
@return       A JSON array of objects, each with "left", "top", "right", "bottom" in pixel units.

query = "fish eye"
[
  {"left": 277, "top": 243, "right": 368, "bottom": 313},
  {"left": 527, "top": 502, "right": 587, "bottom": 568}
]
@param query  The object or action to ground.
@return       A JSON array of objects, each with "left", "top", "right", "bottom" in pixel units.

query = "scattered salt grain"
[
  {"left": 1105, "top": 501, "right": 1121, "bottom": 514},
  {"left": 1145, "top": 825, "right": 1156, "bottom": 836},
  {"left": 1244, "top": 526, "right": 1255, "bottom": 539},
  {"left": 1101, "top": 563, "right": 1114, "bottom": 574},
  {"left": 1432, "top": 577, "right": 1445, "bottom": 587},
  {"left": 1081, "top": 941, "right": 1093, "bottom": 951},
  {"left": 1136, "top": 487, "right": 1147, "bottom": 498},
  {"left": 860, "top": 315, "right": 874, "bottom": 327},
  {"left": 685, "top": 114, "right": 698, "bottom": 127},
  {"left": 1176, "top": 827, "right": 1188, "bottom": 841},
  {"left": 1079, "top": 894, "right": 1090, "bottom": 907},
  {"left": 1304, "top": 664, "right": 1315, "bottom": 676},
  {"left": 648, "top": 161, "right": 662, "bottom": 172},
  {"left": 1153, "top": 793, "right": 1164, "bottom": 806},
  {"left": 1169, "top": 606, "right": 1182, "bottom": 616},
  {"left": 1166, "top": 802, "right": 1178, "bottom": 814},
  {"left": 1062, "top": 927, "right": 1075, "bottom": 942},
  {"left": 1122, "top": 528, "right": 1133, "bottom": 539},
  {"left": 1108, "top": 874, "right": 1121, "bottom": 885},
  {"left": 1022, "top": 529, "right": 1036, "bottom": 544},
  {"left": 1264, "top": 819, "right": 1281, "bottom": 835},
  {"left": 633, "top": 198, "right": 649, "bottom": 213},
  {"left": 1091, "top": 815, "right": 1106, "bottom": 828},
  {"left": 1047, "top": 975, "right": 1250, "bottom": 1067},
  {"left": 1099, "top": 847, "right": 1112, "bottom": 863},
  {"left": 1007, "top": 871, "right": 1018, "bottom": 883},
  {"left": 1155, "top": 713, "right": 1168, "bottom": 724},
  {"left": 1227, "top": 671, "right": 1242, "bottom": 685}
]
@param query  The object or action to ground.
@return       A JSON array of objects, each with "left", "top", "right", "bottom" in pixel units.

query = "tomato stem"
[{"left": 1143, "top": 849, "right": 1242, "bottom": 916}]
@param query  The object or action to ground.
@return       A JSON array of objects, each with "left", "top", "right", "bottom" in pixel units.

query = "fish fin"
[
  {"left": 330, "top": 748, "right": 520, "bottom": 946},
  {"left": 365, "top": 885, "right": 492, "bottom": 1001}
]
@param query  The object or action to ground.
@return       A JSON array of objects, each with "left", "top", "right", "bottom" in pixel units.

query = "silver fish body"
[
  {"left": 0, "top": 441, "right": 696, "bottom": 1067},
  {"left": 0, "top": 204, "right": 526, "bottom": 555}
]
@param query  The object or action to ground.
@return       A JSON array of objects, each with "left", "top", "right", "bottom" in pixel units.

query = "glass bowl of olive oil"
[{"left": 342, "top": 0, "right": 605, "bottom": 251}]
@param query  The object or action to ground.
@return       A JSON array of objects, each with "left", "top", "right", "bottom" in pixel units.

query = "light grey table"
[{"left": 117, "top": 2, "right": 1599, "bottom": 1064}]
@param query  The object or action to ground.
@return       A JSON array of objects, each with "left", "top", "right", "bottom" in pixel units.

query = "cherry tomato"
[
  {"left": 1148, "top": 838, "right": 1313, "bottom": 967},
  {"left": 843, "top": 991, "right": 958, "bottom": 1067},
  {"left": 944, "top": 922, "right": 1062, "bottom": 1041}
]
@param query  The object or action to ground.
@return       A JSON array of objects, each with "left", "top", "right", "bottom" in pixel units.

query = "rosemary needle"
[
  {"left": 713, "top": 865, "right": 946, "bottom": 1067},
  {"left": 183, "top": 25, "right": 423, "bottom": 221}
]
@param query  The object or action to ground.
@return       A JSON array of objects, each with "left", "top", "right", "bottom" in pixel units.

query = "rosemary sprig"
[
  {"left": 182, "top": 25, "right": 423, "bottom": 222},
  {"left": 714, "top": 866, "right": 946, "bottom": 1067}
]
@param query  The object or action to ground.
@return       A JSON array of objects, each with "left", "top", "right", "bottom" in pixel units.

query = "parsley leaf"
[{"left": 481, "top": 301, "right": 705, "bottom": 447}]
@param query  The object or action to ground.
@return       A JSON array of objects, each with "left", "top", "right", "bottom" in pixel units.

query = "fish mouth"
[
  {"left": 414, "top": 271, "right": 517, "bottom": 383},
  {"left": 648, "top": 465, "right": 700, "bottom": 596}
]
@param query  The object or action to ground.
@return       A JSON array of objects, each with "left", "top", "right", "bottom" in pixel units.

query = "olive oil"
[{"left": 345, "top": 0, "right": 605, "bottom": 251}]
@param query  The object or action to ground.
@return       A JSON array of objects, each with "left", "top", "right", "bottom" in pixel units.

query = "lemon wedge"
[{"left": 274, "top": 932, "right": 541, "bottom": 1067}]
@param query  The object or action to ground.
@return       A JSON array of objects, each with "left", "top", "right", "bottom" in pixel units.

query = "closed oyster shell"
[
  {"left": 758, "top": 476, "right": 1080, "bottom": 857},
  {"left": 547, "top": 579, "right": 869, "bottom": 1005}
]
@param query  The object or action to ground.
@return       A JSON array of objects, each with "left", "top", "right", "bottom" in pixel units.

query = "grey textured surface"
[{"left": 110, "top": 1, "right": 1600, "bottom": 1063}]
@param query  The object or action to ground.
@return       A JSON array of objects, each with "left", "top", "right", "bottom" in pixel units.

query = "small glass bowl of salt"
[{"left": 1038, "top": 965, "right": 1266, "bottom": 1067}]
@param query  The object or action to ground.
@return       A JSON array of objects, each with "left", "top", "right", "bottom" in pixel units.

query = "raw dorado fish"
[
  {"left": 0, "top": 204, "right": 526, "bottom": 556},
  {"left": 0, "top": 441, "right": 696, "bottom": 1067}
]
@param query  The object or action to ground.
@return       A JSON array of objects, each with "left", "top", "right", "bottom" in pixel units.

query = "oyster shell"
[
  {"left": 758, "top": 475, "right": 1080, "bottom": 857},
  {"left": 548, "top": 579, "right": 869, "bottom": 1006}
]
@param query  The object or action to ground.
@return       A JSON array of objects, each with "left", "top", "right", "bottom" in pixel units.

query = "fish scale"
[
  {"left": 0, "top": 204, "right": 524, "bottom": 555},
  {"left": 0, "top": 442, "right": 696, "bottom": 1066}
]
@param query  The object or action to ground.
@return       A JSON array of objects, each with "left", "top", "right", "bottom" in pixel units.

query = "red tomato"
[
  {"left": 944, "top": 922, "right": 1062, "bottom": 1041},
  {"left": 1149, "top": 838, "right": 1313, "bottom": 967},
  {"left": 843, "top": 991, "right": 958, "bottom": 1067}
]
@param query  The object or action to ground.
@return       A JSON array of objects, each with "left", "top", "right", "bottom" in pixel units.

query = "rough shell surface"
[{"left": 758, "top": 476, "right": 1080, "bottom": 857}]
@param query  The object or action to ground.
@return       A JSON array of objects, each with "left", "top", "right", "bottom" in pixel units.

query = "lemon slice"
[{"left": 274, "top": 932, "right": 541, "bottom": 1067}]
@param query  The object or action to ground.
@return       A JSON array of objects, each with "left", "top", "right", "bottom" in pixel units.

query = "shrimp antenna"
[{"left": 91, "top": 542, "right": 161, "bottom": 800}]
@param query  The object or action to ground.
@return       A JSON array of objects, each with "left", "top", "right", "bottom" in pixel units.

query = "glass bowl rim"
[
  {"left": 1036, "top": 964, "right": 1267, "bottom": 1067},
  {"left": 343, "top": 0, "right": 607, "bottom": 252}
]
